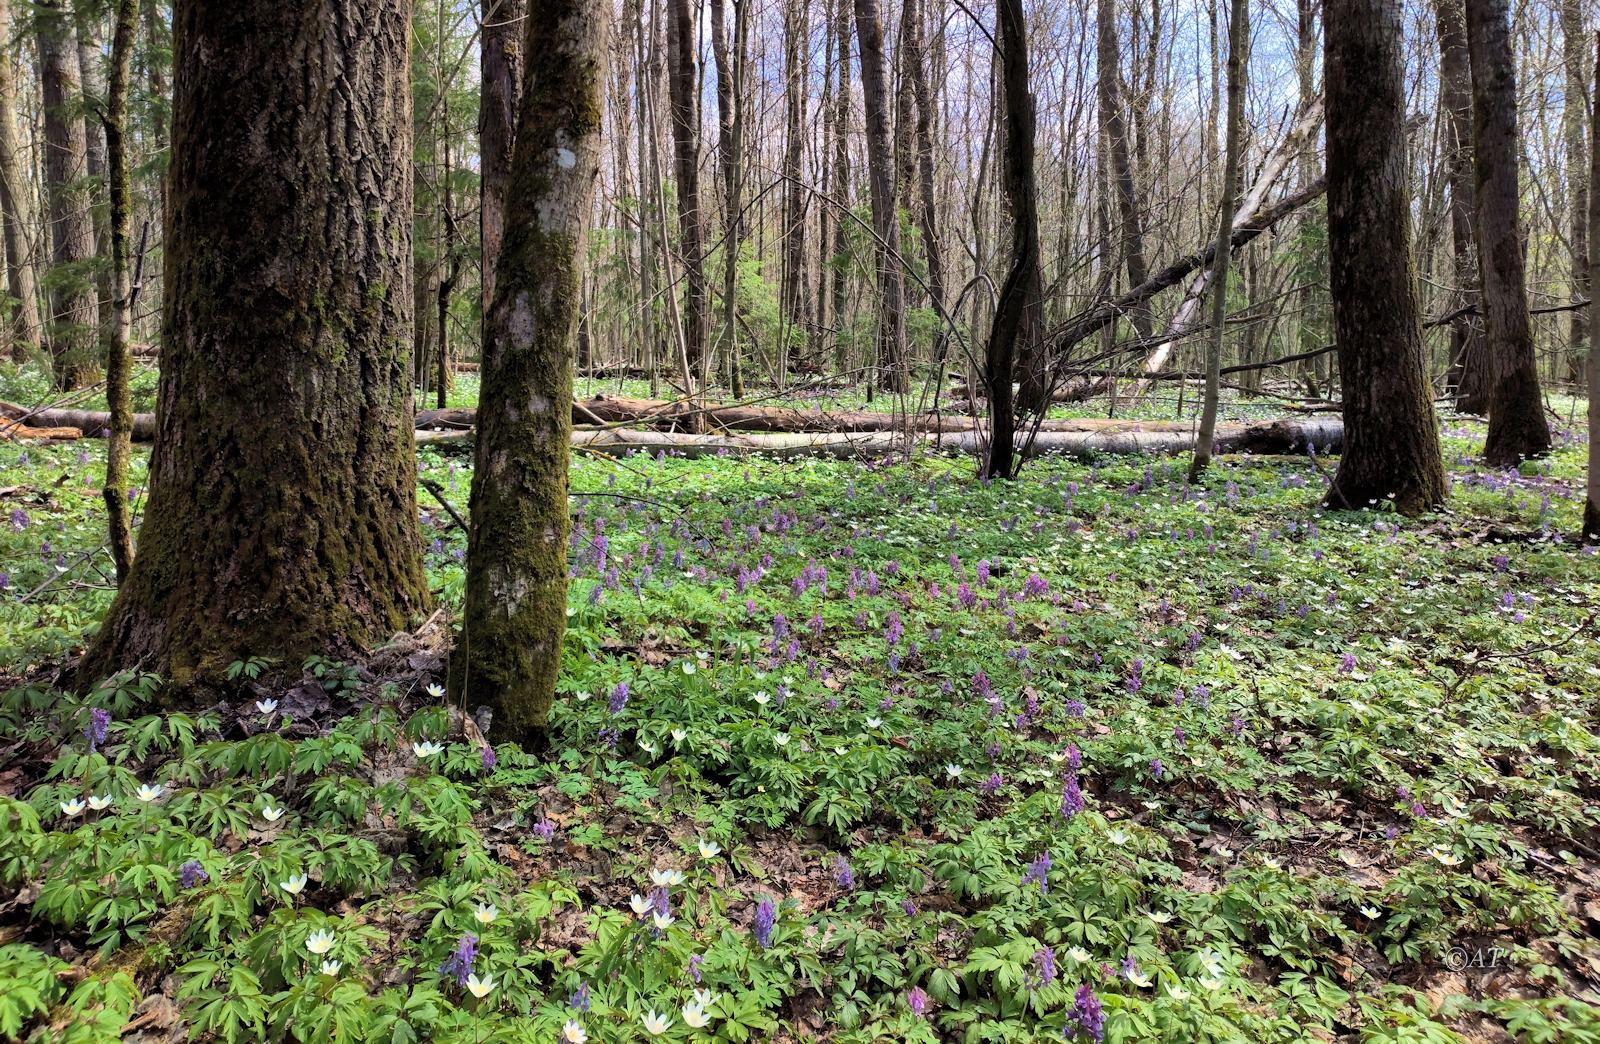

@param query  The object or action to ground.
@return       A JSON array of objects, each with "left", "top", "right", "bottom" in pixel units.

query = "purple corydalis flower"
[
  {"left": 85, "top": 708, "right": 110, "bottom": 754},
  {"left": 1031, "top": 945, "right": 1057, "bottom": 989},
  {"left": 608, "top": 682, "right": 629, "bottom": 714},
  {"left": 752, "top": 899, "right": 776, "bottom": 948},
  {"left": 533, "top": 819, "right": 555, "bottom": 841},
  {"left": 901, "top": 899, "right": 918, "bottom": 916},
  {"left": 1067, "top": 984, "right": 1105, "bottom": 1042},
  {"left": 1339, "top": 652, "right": 1357, "bottom": 674},
  {"left": 1061, "top": 776, "right": 1085, "bottom": 819},
  {"left": 907, "top": 986, "right": 930, "bottom": 1017},
  {"left": 1021, "top": 852, "right": 1051, "bottom": 894},
  {"left": 480, "top": 745, "right": 496, "bottom": 771},
  {"left": 832, "top": 856, "right": 855, "bottom": 890},
  {"left": 1150, "top": 757, "right": 1164, "bottom": 780},
  {"left": 688, "top": 954, "right": 704, "bottom": 984},
  {"left": 439, "top": 933, "right": 478, "bottom": 986},
  {"left": 179, "top": 860, "right": 208, "bottom": 889},
  {"left": 980, "top": 772, "right": 1003, "bottom": 795},
  {"left": 570, "top": 983, "right": 591, "bottom": 1011}
]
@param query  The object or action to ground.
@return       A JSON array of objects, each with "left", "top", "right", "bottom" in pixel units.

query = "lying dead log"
[
  {"left": 416, "top": 417, "right": 1343, "bottom": 460},
  {"left": 1, "top": 401, "right": 159, "bottom": 440}
]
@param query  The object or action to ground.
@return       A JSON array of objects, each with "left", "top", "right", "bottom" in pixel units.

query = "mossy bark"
[
  {"left": 0, "top": 0, "right": 41, "bottom": 363},
  {"left": 80, "top": 0, "right": 430, "bottom": 686},
  {"left": 453, "top": 0, "right": 610, "bottom": 751},
  {"left": 1324, "top": 0, "right": 1448, "bottom": 516},
  {"left": 102, "top": 0, "right": 138, "bottom": 582}
]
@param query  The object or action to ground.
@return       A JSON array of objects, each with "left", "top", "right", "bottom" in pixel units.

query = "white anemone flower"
[
  {"left": 412, "top": 741, "right": 444, "bottom": 758},
  {"left": 698, "top": 839, "right": 722, "bottom": 859},
  {"left": 256, "top": 699, "right": 278, "bottom": 714},
  {"left": 642, "top": 1011, "right": 672, "bottom": 1036},
  {"left": 474, "top": 903, "right": 497, "bottom": 925},
  {"left": 304, "top": 929, "right": 335, "bottom": 955},
  {"left": 561, "top": 1021, "right": 588, "bottom": 1043},
  {"left": 682, "top": 1001, "right": 711, "bottom": 1028},
  {"left": 280, "top": 873, "right": 309, "bottom": 896},
  {"left": 260, "top": 805, "right": 285, "bottom": 823},
  {"left": 628, "top": 894, "right": 652, "bottom": 916},
  {"left": 944, "top": 764, "right": 963, "bottom": 780},
  {"left": 426, "top": 683, "right": 445, "bottom": 699},
  {"left": 87, "top": 794, "right": 112, "bottom": 811},
  {"left": 465, "top": 973, "right": 495, "bottom": 998},
  {"left": 652, "top": 910, "right": 675, "bottom": 930},
  {"left": 135, "top": 783, "right": 164, "bottom": 802},
  {"left": 60, "top": 798, "right": 86, "bottom": 817},
  {"left": 650, "top": 868, "right": 685, "bottom": 888},
  {"left": 319, "top": 960, "right": 341, "bottom": 976}
]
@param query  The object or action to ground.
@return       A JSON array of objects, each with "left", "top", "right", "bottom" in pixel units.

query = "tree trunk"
[
  {"left": 711, "top": 0, "right": 747, "bottom": 397},
  {"left": 1463, "top": 0, "right": 1552, "bottom": 466},
  {"left": 1435, "top": 0, "right": 1490, "bottom": 413},
  {"left": 1190, "top": 0, "right": 1245, "bottom": 480},
  {"left": 102, "top": 0, "right": 138, "bottom": 582},
  {"left": 458, "top": 0, "right": 610, "bottom": 750},
  {"left": 982, "top": 0, "right": 1041, "bottom": 479},
  {"left": 1561, "top": 0, "right": 1589, "bottom": 387},
  {"left": 1587, "top": 31, "right": 1600, "bottom": 543},
  {"left": 81, "top": 0, "right": 430, "bottom": 685},
  {"left": 854, "top": 0, "right": 908, "bottom": 392},
  {"left": 780, "top": 0, "right": 810, "bottom": 351},
  {"left": 666, "top": 0, "right": 707, "bottom": 381},
  {"left": 829, "top": 0, "right": 853, "bottom": 374},
  {"left": 1324, "top": 0, "right": 1447, "bottom": 515},
  {"left": 480, "top": 0, "right": 525, "bottom": 310},
  {"left": 1097, "top": 0, "right": 1152, "bottom": 339},
  {"left": 38, "top": 0, "right": 100, "bottom": 389},
  {"left": 0, "top": 0, "right": 40, "bottom": 362}
]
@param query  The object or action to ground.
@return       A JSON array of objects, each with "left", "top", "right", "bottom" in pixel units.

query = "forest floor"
[{"left": 1, "top": 373, "right": 1599, "bottom": 1042}]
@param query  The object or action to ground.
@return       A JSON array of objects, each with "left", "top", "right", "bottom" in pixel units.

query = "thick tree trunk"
[
  {"left": 666, "top": 0, "right": 707, "bottom": 381},
  {"left": 81, "top": 0, "right": 430, "bottom": 685},
  {"left": 38, "top": 0, "right": 100, "bottom": 389},
  {"left": 1097, "top": 0, "right": 1152, "bottom": 339},
  {"left": 983, "top": 0, "right": 1042, "bottom": 479},
  {"left": 0, "top": 0, "right": 39, "bottom": 362},
  {"left": 1190, "top": 0, "right": 1246, "bottom": 480},
  {"left": 102, "top": 0, "right": 138, "bottom": 582},
  {"left": 480, "top": 0, "right": 525, "bottom": 310},
  {"left": 1463, "top": 0, "right": 1552, "bottom": 466},
  {"left": 1435, "top": 0, "right": 1490, "bottom": 412},
  {"left": 854, "top": 0, "right": 909, "bottom": 392},
  {"left": 1324, "top": 0, "right": 1447, "bottom": 515},
  {"left": 457, "top": 0, "right": 609, "bottom": 751}
]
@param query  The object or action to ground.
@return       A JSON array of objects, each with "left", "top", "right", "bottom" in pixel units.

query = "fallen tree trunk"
[{"left": 417, "top": 417, "right": 1343, "bottom": 460}]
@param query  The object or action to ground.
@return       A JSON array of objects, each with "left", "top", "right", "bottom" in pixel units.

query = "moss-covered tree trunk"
[
  {"left": 101, "top": 0, "right": 138, "bottom": 582},
  {"left": 1463, "top": 0, "right": 1553, "bottom": 467},
  {"left": 80, "top": 0, "right": 429, "bottom": 685},
  {"left": 454, "top": 0, "right": 609, "bottom": 750},
  {"left": 1324, "top": 0, "right": 1448, "bottom": 516},
  {"left": 38, "top": 0, "right": 99, "bottom": 390}
]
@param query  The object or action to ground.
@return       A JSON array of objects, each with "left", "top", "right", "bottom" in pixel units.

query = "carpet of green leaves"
[{"left": 2, "top": 404, "right": 1599, "bottom": 1042}]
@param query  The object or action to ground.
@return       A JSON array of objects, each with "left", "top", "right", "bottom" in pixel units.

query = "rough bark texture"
[
  {"left": 1464, "top": 0, "right": 1553, "bottom": 466},
  {"left": 81, "top": 0, "right": 430, "bottom": 685},
  {"left": 666, "top": 0, "right": 707, "bottom": 379},
  {"left": 1191, "top": 0, "right": 1247, "bottom": 480},
  {"left": 1097, "top": 0, "right": 1151, "bottom": 339},
  {"left": 102, "top": 0, "right": 138, "bottom": 581},
  {"left": 779, "top": 0, "right": 810, "bottom": 343},
  {"left": 455, "top": 0, "right": 609, "bottom": 751},
  {"left": 480, "top": 0, "right": 525, "bottom": 310},
  {"left": 0, "top": 0, "right": 40, "bottom": 361},
  {"left": 854, "top": 0, "right": 909, "bottom": 392},
  {"left": 829, "top": 0, "right": 853, "bottom": 373},
  {"left": 710, "top": 0, "right": 746, "bottom": 395},
  {"left": 1324, "top": 0, "right": 1447, "bottom": 515},
  {"left": 38, "top": 0, "right": 100, "bottom": 389},
  {"left": 1435, "top": 0, "right": 1490, "bottom": 412},
  {"left": 983, "top": 0, "right": 1041, "bottom": 480}
]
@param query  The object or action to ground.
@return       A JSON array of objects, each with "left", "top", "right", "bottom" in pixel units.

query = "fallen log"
[
  {"left": 1, "top": 401, "right": 158, "bottom": 440},
  {"left": 416, "top": 417, "right": 1343, "bottom": 460}
]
